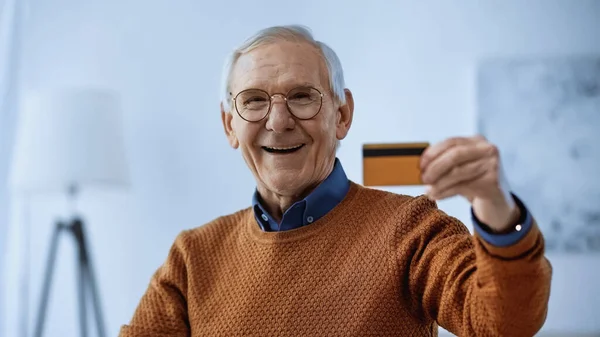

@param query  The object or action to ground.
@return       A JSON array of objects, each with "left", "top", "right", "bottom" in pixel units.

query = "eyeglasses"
[{"left": 232, "top": 86, "right": 324, "bottom": 122}]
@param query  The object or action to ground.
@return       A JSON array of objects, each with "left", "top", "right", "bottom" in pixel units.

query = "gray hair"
[{"left": 220, "top": 25, "right": 346, "bottom": 112}]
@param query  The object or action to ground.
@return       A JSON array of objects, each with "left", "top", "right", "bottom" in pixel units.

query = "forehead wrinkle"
[
  {"left": 235, "top": 67, "right": 321, "bottom": 94},
  {"left": 230, "top": 41, "right": 329, "bottom": 94}
]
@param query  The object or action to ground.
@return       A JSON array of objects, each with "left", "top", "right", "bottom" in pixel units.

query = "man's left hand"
[{"left": 419, "top": 135, "right": 520, "bottom": 232}]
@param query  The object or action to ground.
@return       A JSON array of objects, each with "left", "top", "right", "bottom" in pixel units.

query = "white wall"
[
  {"left": 3, "top": 1, "right": 600, "bottom": 336},
  {"left": 1, "top": 0, "right": 25, "bottom": 333}
]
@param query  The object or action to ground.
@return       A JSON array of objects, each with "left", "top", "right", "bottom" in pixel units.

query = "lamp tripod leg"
[
  {"left": 74, "top": 220, "right": 88, "bottom": 337},
  {"left": 72, "top": 218, "right": 106, "bottom": 337},
  {"left": 85, "top": 254, "right": 107, "bottom": 337},
  {"left": 32, "top": 219, "right": 107, "bottom": 337},
  {"left": 33, "top": 222, "right": 64, "bottom": 337}
]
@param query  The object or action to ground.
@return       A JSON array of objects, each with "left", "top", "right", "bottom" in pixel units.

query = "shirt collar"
[{"left": 252, "top": 158, "right": 350, "bottom": 231}]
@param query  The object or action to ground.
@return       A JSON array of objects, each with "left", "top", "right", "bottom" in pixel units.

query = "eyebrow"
[
  {"left": 234, "top": 82, "right": 321, "bottom": 94},
  {"left": 294, "top": 82, "right": 318, "bottom": 88}
]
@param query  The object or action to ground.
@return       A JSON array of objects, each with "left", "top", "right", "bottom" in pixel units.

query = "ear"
[
  {"left": 221, "top": 102, "right": 239, "bottom": 149},
  {"left": 335, "top": 88, "right": 354, "bottom": 141}
]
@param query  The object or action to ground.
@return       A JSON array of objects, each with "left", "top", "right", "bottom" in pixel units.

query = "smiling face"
[{"left": 221, "top": 40, "right": 354, "bottom": 200}]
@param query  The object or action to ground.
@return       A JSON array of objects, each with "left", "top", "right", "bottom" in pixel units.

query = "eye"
[
  {"left": 290, "top": 92, "right": 311, "bottom": 99},
  {"left": 244, "top": 96, "right": 267, "bottom": 104}
]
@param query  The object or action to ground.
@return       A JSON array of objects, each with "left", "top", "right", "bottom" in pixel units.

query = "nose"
[{"left": 265, "top": 94, "right": 295, "bottom": 133}]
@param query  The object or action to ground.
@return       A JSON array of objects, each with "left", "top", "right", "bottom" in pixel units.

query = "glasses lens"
[
  {"left": 287, "top": 87, "right": 322, "bottom": 119},
  {"left": 235, "top": 89, "right": 270, "bottom": 121}
]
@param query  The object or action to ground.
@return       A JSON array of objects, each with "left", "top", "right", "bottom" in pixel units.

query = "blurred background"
[{"left": 1, "top": 0, "right": 599, "bottom": 336}]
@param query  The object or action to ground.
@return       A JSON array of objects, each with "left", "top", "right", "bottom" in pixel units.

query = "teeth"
[{"left": 265, "top": 145, "right": 303, "bottom": 150}]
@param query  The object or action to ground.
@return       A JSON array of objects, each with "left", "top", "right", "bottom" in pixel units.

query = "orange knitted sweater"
[{"left": 120, "top": 182, "right": 551, "bottom": 337}]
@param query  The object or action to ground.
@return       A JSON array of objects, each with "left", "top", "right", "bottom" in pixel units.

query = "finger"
[
  {"left": 428, "top": 158, "right": 489, "bottom": 193},
  {"left": 426, "top": 169, "right": 488, "bottom": 201},
  {"left": 421, "top": 141, "right": 493, "bottom": 185},
  {"left": 420, "top": 137, "right": 474, "bottom": 170},
  {"left": 426, "top": 183, "right": 467, "bottom": 201}
]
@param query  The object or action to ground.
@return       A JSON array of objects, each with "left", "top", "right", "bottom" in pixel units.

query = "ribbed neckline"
[{"left": 244, "top": 182, "right": 362, "bottom": 244}]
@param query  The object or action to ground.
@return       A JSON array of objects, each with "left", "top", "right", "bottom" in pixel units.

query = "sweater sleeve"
[
  {"left": 399, "top": 196, "right": 552, "bottom": 337},
  {"left": 119, "top": 232, "right": 191, "bottom": 337}
]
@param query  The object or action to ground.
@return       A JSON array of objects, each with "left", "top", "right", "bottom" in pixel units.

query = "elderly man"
[{"left": 120, "top": 25, "right": 551, "bottom": 336}]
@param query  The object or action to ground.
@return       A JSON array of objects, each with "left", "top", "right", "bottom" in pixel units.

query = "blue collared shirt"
[
  {"left": 252, "top": 158, "right": 533, "bottom": 246},
  {"left": 252, "top": 158, "right": 350, "bottom": 232}
]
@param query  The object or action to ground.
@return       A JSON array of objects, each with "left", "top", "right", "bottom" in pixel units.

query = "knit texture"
[{"left": 120, "top": 182, "right": 551, "bottom": 337}]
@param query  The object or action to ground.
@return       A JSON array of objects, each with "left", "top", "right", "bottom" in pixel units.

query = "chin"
[{"left": 264, "top": 173, "right": 307, "bottom": 195}]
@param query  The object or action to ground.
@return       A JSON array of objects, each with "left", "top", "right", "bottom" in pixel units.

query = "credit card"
[{"left": 362, "top": 142, "right": 429, "bottom": 186}]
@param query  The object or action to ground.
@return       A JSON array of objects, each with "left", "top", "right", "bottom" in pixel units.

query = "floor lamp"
[{"left": 9, "top": 88, "right": 130, "bottom": 337}]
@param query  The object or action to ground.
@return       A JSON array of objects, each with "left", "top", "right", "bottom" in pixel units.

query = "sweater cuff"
[
  {"left": 472, "top": 194, "right": 542, "bottom": 259},
  {"left": 472, "top": 193, "right": 533, "bottom": 247}
]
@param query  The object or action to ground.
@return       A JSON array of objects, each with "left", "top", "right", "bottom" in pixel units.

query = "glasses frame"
[{"left": 231, "top": 86, "right": 324, "bottom": 122}]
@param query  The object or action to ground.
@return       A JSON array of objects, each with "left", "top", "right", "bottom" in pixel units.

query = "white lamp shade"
[{"left": 9, "top": 88, "right": 130, "bottom": 193}]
